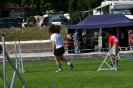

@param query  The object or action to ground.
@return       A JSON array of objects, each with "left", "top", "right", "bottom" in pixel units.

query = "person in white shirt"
[{"left": 49, "top": 25, "right": 73, "bottom": 72}]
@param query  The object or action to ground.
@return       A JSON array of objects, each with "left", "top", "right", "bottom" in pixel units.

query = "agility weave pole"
[
  {"left": 15, "top": 41, "right": 26, "bottom": 73},
  {"left": 0, "top": 70, "right": 10, "bottom": 87},
  {"left": 10, "top": 41, "right": 26, "bottom": 88},
  {"left": 1, "top": 34, "right": 28, "bottom": 88}
]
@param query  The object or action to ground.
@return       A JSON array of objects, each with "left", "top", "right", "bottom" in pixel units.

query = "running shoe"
[
  {"left": 70, "top": 64, "right": 73, "bottom": 70},
  {"left": 55, "top": 69, "right": 63, "bottom": 72}
]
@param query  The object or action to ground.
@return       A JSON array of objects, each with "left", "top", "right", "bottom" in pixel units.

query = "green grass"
[{"left": 0, "top": 59, "right": 133, "bottom": 88}]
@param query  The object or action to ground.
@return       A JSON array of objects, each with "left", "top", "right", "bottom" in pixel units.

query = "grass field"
[{"left": 0, "top": 59, "right": 133, "bottom": 88}]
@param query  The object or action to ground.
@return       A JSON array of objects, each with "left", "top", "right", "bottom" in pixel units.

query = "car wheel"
[{"left": 10, "top": 26, "right": 15, "bottom": 28}]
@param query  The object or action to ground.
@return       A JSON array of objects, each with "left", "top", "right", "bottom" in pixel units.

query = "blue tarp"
[{"left": 67, "top": 14, "right": 133, "bottom": 29}]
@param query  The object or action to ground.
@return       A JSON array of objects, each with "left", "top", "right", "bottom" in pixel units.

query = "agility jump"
[
  {"left": 0, "top": 34, "right": 28, "bottom": 88},
  {"left": 97, "top": 44, "right": 118, "bottom": 72}
]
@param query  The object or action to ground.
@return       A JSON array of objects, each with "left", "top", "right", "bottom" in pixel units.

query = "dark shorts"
[
  {"left": 54, "top": 47, "right": 65, "bottom": 56},
  {"left": 94, "top": 41, "right": 98, "bottom": 45}
]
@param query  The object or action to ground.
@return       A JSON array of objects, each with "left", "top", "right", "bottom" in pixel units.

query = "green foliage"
[
  {"left": 0, "top": 0, "right": 103, "bottom": 26},
  {"left": 68, "top": 0, "right": 97, "bottom": 23},
  {"left": 69, "top": 11, "right": 80, "bottom": 24},
  {"left": 0, "top": 59, "right": 133, "bottom": 88},
  {"left": 0, "top": 26, "right": 67, "bottom": 41},
  {"left": 0, "top": 0, "right": 102, "bottom": 13}
]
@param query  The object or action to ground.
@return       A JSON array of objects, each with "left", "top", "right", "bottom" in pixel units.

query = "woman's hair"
[{"left": 49, "top": 25, "right": 61, "bottom": 33}]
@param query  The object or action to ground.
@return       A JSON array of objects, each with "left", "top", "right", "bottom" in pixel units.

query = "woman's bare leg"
[
  {"left": 54, "top": 56, "right": 62, "bottom": 69},
  {"left": 59, "top": 55, "right": 73, "bottom": 70},
  {"left": 59, "top": 55, "right": 68, "bottom": 63}
]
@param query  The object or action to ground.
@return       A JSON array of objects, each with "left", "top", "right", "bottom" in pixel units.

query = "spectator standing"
[
  {"left": 128, "top": 30, "right": 133, "bottom": 50},
  {"left": 67, "top": 33, "right": 73, "bottom": 40},
  {"left": 82, "top": 29, "right": 87, "bottom": 45},
  {"left": 94, "top": 32, "right": 98, "bottom": 52},
  {"left": 73, "top": 30, "right": 79, "bottom": 54},
  {"left": 116, "top": 27, "right": 121, "bottom": 51}
]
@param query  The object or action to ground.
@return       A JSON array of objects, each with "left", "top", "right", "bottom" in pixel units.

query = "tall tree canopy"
[
  {"left": 0, "top": 0, "right": 103, "bottom": 23},
  {"left": 0, "top": 0, "right": 103, "bottom": 12}
]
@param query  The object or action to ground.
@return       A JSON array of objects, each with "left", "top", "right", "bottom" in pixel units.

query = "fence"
[
  {"left": 0, "top": 40, "right": 132, "bottom": 54},
  {"left": 0, "top": 40, "right": 52, "bottom": 54}
]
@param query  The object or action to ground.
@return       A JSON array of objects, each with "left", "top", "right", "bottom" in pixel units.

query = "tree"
[
  {"left": 68, "top": 0, "right": 103, "bottom": 24},
  {"left": 68, "top": 0, "right": 90, "bottom": 23},
  {"left": 0, "top": 0, "right": 103, "bottom": 19}
]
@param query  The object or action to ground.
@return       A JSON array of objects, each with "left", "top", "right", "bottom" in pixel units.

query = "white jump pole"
[
  {"left": 15, "top": 41, "right": 18, "bottom": 69},
  {"left": 2, "top": 34, "right": 7, "bottom": 88},
  {"left": 19, "top": 41, "right": 25, "bottom": 73},
  {"left": 10, "top": 42, "right": 18, "bottom": 88},
  {"left": 10, "top": 71, "right": 17, "bottom": 88}
]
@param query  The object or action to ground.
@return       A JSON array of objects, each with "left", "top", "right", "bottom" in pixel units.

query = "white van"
[{"left": 93, "top": 0, "right": 133, "bottom": 19}]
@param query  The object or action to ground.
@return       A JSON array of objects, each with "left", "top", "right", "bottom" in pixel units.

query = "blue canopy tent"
[
  {"left": 66, "top": 14, "right": 133, "bottom": 53},
  {"left": 67, "top": 14, "right": 133, "bottom": 29}
]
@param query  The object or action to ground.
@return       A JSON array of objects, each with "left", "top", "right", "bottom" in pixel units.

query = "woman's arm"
[{"left": 52, "top": 41, "right": 56, "bottom": 54}]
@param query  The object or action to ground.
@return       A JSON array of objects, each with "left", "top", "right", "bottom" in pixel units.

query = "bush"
[{"left": 0, "top": 26, "right": 67, "bottom": 41}]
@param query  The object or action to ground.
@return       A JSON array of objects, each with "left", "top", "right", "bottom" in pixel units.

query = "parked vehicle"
[
  {"left": 0, "top": 17, "right": 22, "bottom": 28},
  {"left": 92, "top": 0, "right": 133, "bottom": 19},
  {"left": 51, "top": 18, "right": 69, "bottom": 25}
]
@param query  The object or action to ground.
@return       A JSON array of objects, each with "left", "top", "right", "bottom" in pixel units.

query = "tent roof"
[{"left": 67, "top": 14, "right": 133, "bottom": 29}]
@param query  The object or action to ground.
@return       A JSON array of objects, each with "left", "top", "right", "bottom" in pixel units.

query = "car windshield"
[
  {"left": 114, "top": 9, "right": 131, "bottom": 15},
  {"left": 52, "top": 19, "right": 62, "bottom": 22},
  {"left": 17, "top": 18, "right": 23, "bottom": 22},
  {"left": 59, "top": 16, "right": 66, "bottom": 19}
]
